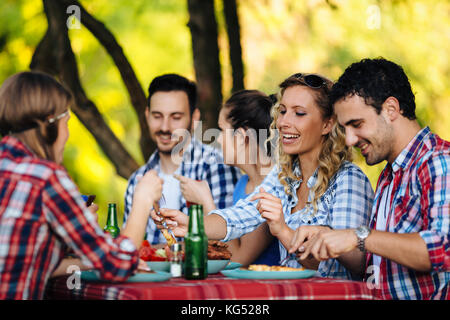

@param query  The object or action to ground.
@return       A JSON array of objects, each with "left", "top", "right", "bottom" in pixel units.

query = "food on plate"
[
  {"left": 139, "top": 240, "right": 168, "bottom": 261},
  {"left": 139, "top": 240, "right": 185, "bottom": 262},
  {"left": 161, "top": 229, "right": 177, "bottom": 246},
  {"left": 246, "top": 264, "right": 305, "bottom": 271},
  {"left": 207, "top": 240, "right": 232, "bottom": 260}
]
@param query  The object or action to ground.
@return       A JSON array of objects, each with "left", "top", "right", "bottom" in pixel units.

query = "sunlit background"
[{"left": 1, "top": 0, "right": 449, "bottom": 227}]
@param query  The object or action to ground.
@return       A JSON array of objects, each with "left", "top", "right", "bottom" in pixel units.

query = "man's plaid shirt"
[
  {"left": 366, "top": 127, "right": 449, "bottom": 299},
  {"left": 123, "top": 137, "right": 241, "bottom": 244}
]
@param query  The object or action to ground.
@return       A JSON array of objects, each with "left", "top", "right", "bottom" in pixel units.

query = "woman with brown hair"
[
  {"left": 0, "top": 71, "right": 162, "bottom": 299},
  {"left": 153, "top": 73, "right": 374, "bottom": 279}
]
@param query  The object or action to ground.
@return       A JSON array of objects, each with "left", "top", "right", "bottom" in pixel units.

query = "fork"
[
  {"left": 153, "top": 195, "right": 177, "bottom": 246},
  {"left": 279, "top": 253, "right": 298, "bottom": 266}
]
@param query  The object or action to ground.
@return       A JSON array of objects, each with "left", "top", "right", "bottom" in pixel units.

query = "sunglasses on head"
[{"left": 292, "top": 73, "right": 327, "bottom": 89}]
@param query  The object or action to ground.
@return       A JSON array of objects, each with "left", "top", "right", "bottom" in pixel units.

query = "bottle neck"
[
  {"left": 188, "top": 204, "right": 204, "bottom": 234},
  {"left": 106, "top": 204, "right": 118, "bottom": 227}
]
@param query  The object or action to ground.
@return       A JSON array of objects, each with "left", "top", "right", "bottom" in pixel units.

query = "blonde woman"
[{"left": 153, "top": 73, "right": 374, "bottom": 279}]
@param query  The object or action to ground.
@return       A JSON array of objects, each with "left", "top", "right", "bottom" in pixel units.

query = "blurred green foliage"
[{"left": 1, "top": 0, "right": 449, "bottom": 227}]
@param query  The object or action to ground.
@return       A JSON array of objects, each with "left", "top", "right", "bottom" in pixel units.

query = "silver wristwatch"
[{"left": 354, "top": 226, "right": 371, "bottom": 252}]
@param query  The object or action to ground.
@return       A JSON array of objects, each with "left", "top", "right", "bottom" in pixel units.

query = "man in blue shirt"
[{"left": 123, "top": 74, "right": 240, "bottom": 245}]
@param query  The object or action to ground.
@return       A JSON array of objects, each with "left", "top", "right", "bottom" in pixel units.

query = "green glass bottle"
[
  {"left": 104, "top": 203, "right": 120, "bottom": 238},
  {"left": 184, "top": 204, "right": 208, "bottom": 280}
]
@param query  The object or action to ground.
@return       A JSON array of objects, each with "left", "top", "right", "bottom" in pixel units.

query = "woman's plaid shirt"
[
  {"left": 211, "top": 160, "right": 374, "bottom": 280},
  {"left": 0, "top": 136, "right": 139, "bottom": 299}
]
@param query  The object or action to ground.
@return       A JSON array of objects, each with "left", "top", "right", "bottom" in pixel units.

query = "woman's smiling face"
[{"left": 276, "top": 85, "right": 332, "bottom": 159}]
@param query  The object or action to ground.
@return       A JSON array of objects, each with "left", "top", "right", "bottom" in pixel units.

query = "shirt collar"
[
  {"left": 391, "top": 126, "right": 430, "bottom": 173},
  {"left": 285, "top": 158, "right": 319, "bottom": 190},
  {"left": 1, "top": 135, "right": 36, "bottom": 158}
]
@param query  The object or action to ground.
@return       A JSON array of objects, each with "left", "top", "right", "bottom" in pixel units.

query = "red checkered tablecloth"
[{"left": 45, "top": 274, "right": 376, "bottom": 300}]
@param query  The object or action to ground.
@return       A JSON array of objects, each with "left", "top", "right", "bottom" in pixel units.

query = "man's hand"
[
  {"left": 300, "top": 229, "right": 358, "bottom": 261},
  {"left": 288, "top": 225, "right": 333, "bottom": 254},
  {"left": 174, "top": 174, "right": 215, "bottom": 212}
]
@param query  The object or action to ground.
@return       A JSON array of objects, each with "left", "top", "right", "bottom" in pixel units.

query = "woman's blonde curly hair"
[{"left": 268, "top": 73, "right": 353, "bottom": 213}]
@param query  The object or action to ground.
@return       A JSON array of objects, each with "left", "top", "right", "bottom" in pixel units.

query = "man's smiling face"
[
  {"left": 334, "top": 94, "right": 394, "bottom": 166},
  {"left": 146, "top": 90, "right": 192, "bottom": 155}
]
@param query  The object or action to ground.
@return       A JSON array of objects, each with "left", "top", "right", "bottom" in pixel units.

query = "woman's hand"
[
  {"left": 150, "top": 208, "right": 189, "bottom": 238},
  {"left": 249, "top": 187, "right": 286, "bottom": 237},
  {"left": 87, "top": 203, "right": 99, "bottom": 222},
  {"left": 137, "top": 259, "right": 152, "bottom": 272},
  {"left": 174, "top": 174, "right": 215, "bottom": 212},
  {"left": 133, "top": 170, "right": 163, "bottom": 210}
]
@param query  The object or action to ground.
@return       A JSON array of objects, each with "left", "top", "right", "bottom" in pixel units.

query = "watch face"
[{"left": 356, "top": 226, "right": 370, "bottom": 238}]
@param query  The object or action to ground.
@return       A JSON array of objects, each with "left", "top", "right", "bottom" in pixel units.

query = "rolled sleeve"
[
  {"left": 419, "top": 230, "right": 449, "bottom": 271},
  {"left": 419, "top": 153, "right": 450, "bottom": 271}
]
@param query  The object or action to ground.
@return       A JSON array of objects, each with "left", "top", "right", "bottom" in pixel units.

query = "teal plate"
[
  {"left": 224, "top": 262, "right": 243, "bottom": 270},
  {"left": 220, "top": 268, "right": 316, "bottom": 280},
  {"left": 80, "top": 270, "right": 171, "bottom": 283},
  {"left": 208, "top": 260, "right": 230, "bottom": 274},
  {"left": 147, "top": 261, "right": 170, "bottom": 272}
]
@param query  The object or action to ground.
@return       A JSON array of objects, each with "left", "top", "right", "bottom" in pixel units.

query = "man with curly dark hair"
[{"left": 289, "top": 58, "right": 449, "bottom": 300}]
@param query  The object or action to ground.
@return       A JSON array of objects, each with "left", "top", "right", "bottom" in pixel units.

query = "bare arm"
[
  {"left": 365, "top": 231, "right": 431, "bottom": 272},
  {"left": 122, "top": 170, "right": 163, "bottom": 249},
  {"left": 204, "top": 214, "right": 228, "bottom": 240},
  {"left": 299, "top": 229, "right": 432, "bottom": 274},
  {"left": 226, "top": 223, "right": 275, "bottom": 267}
]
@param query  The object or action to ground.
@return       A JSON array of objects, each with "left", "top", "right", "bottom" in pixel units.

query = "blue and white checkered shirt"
[
  {"left": 123, "top": 137, "right": 241, "bottom": 244},
  {"left": 211, "top": 160, "right": 374, "bottom": 280}
]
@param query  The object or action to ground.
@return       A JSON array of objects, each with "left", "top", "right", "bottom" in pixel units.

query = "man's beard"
[{"left": 155, "top": 130, "right": 188, "bottom": 156}]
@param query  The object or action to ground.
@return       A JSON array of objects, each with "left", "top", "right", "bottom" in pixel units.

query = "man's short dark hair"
[
  {"left": 147, "top": 74, "right": 197, "bottom": 114},
  {"left": 329, "top": 58, "right": 416, "bottom": 120}
]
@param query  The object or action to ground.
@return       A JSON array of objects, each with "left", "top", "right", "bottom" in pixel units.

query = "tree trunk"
[
  {"left": 59, "top": 0, "right": 154, "bottom": 160},
  {"left": 223, "top": 0, "right": 244, "bottom": 93},
  {"left": 31, "top": 0, "right": 139, "bottom": 179},
  {"left": 187, "top": 0, "right": 223, "bottom": 132}
]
